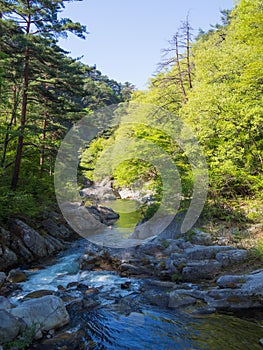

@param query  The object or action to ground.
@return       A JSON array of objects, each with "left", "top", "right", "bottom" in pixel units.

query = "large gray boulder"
[
  {"left": 206, "top": 270, "right": 263, "bottom": 309},
  {"left": 216, "top": 275, "right": 247, "bottom": 289},
  {"left": 41, "top": 218, "right": 72, "bottom": 241},
  {"left": 9, "top": 219, "right": 67, "bottom": 262},
  {"left": 43, "top": 234, "right": 66, "bottom": 253},
  {"left": 10, "top": 296, "right": 70, "bottom": 338},
  {"left": 10, "top": 219, "right": 49, "bottom": 258},
  {"left": 0, "top": 310, "right": 24, "bottom": 344}
]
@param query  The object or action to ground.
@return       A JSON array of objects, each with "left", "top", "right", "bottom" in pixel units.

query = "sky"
[{"left": 59, "top": 0, "right": 235, "bottom": 90}]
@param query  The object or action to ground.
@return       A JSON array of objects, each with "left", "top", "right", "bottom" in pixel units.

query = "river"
[{"left": 10, "top": 200, "right": 263, "bottom": 349}]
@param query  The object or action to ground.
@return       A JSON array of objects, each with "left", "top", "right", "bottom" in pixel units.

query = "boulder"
[
  {"left": 0, "top": 296, "right": 12, "bottom": 310},
  {"left": 184, "top": 245, "right": 233, "bottom": 260},
  {"left": 207, "top": 270, "right": 263, "bottom": 310},
  {"left": 131, "top": 215, "right": 176, "bottom": 240},
  {"left": 34, "top": 328, "right": 89, "bottom": 350},
  {"left": 119, "top": 263, "right": 150, "bottom": 276},
  {"left": 10, "top": 219, "right": 49, "bottom": 258},
  {"left": 173, "top": 238, "right": 193, "bottom": 250},
  {"left": 0, "top": 310, "right": 24, "bottom": 344},
  {"left": 23, "top": 290, "right": 54, "bottom": 300},
  {"left": 118, "top": 186, "right": 153, "bottom": 202},
  {"left": 144, "top": 290, "right": 169, "bottom": 307},
  {"left": 215, "top": 249, "right": 248, "bottom": 267},
  {"left": 168, "top": 291, "right": 196, "bottom": 308},
  {"left": 182, "top": 260, "right": 222, "bottom": 281},
  {"left": 136, "top": 240, "right": 165, "bottom": 257},
  {"left": 10, "top": 237, "right": 34, "bottom": 262},
  {"left": 86, "top": 205, "right": 119, "bottom": 225},
  {"left": 79, "top": 254, "right": 100, "bottom": 270},
  {"left": 0, "top": 227, "right": 11, "bottom": 246},
  {"left": 170, "top": 255, "right": 187, "bottom": 271},
  {"left": 217, "top": 275, "right": 247, "bottom": 289},
  {"left": 59, "top": 202, "right": 114, "bottom": 235},
  {"left": 41, "top": 218, "right": 72, "bottom": 241},
  {"left": 206, "top": 289, "right": 263, "bottom": 309},
  {"left": 240, "top": 270, "right": 263, "bottom": 295},
  {"left": 10, "top": 296, "right": 70, "bottom": 338},
  {"left": 0, "top": 272, "right": 6, "bottom": 287},
  {"left": 162, "top": 240, "right": 182, "bottom": 255},
  {"left": 44, "top": 233, "right": 66, "bottom": 253},
  {"left": 80, "top": 185, "right": 120, "bottom": 201},
  {"left": 7, "top": 269, "right": 27, "bottom": 283},
  {"left": 0, "top": 247, "right": 18, "bottom": 271}
]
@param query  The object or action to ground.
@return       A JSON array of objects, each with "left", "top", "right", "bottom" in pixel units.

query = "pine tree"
[{"left": 0, "top": 0, "right": 87, "bottom": 189}]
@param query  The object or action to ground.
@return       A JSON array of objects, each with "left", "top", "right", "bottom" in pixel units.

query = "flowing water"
[{"left": 10, "top": 200, "right": 263, "bottom": 349}]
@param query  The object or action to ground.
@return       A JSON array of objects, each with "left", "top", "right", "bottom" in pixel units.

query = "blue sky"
[{"left": 59, "top": 0, "right": 235, "bottom": 89}]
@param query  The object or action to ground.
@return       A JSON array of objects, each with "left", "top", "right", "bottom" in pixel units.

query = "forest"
[
  {"left": 0, "top": 0, "right": 262, "bottom": 229},
  {"left": 0, "top": 0, "right": 134, "bottom": 220}
]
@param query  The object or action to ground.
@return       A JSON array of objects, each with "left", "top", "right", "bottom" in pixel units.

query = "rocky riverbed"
[
  {"left": 0, "top": 195, "right": 263, "bottom": 349},
  {"left": 79, "top": 228, "right": 263, "bottom": 312}
]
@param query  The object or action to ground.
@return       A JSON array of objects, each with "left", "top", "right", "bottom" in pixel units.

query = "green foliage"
[
  {"left": 1, "top": 0, "right": 262, "bottom": 227},
  {"left": 249, "top": 239, "right": 263, "bottom": 263},
  {"left": 142, "top": 202, "right": 161, "bottom": 221},
  {"left": 0, "top": 173, "right": 55, "bottom": 221},
  {"left": 171, "top": 273, "right": 183, "bottom": 282},
  {"left": 4, "top": 325, "right": 36, "bottom": 350},
  {"left": 179, "top": 0, "right": 263, "bottom": 199},
  {"left": 114, "top": 159, "right": 157, "bottom": 187},
  {"left": 129, "top": 0, "right": 263, "bottom": 221},
  {"left": 0, "top": 1, "right": 131, "bottom": 222},
  {"left": 202, "top": 198, "right": 249, "bottom": 224}
]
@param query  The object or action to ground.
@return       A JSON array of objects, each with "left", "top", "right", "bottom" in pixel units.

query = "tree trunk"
[
  {"left": 185, "top": 20, "right": 192, "bottom": 89},
  {"left": 11, "top": 9, "right": 31, "bottom": 190},
  {"left": 1, "top": 86, "right": 19, "bottom": 167},
  {"left": 174, "top": 35, "right": 188, "bottom": 103},
  {"left": 39, "top": 116, "right": 47, "bottom": 176},
  {"left": 49, "top": 152, "right": 53, "bottom": 176}
]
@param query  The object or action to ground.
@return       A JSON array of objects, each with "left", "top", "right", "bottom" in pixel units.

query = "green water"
[{"left": 102, "top": 199, "right": 144, "bottom": 232}]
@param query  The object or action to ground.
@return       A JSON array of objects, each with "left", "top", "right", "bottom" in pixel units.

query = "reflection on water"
[
  {"left": 103, "top": 199, "right": 143, "bottom": 232},
  {"left": 78, "top": 306, "right": 263, "bottom": 350},
  {"left": 87, "top": 199, "right": 145, "bottom": 248}
]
